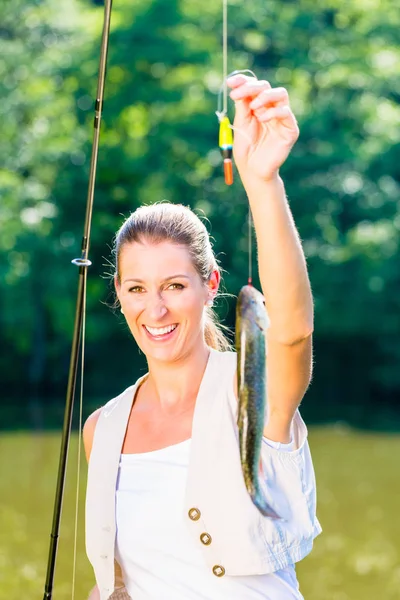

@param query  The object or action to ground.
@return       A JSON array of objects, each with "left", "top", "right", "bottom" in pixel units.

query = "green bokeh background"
[{"left": 1, "top": 0, "right": 399, "bottom": 597}]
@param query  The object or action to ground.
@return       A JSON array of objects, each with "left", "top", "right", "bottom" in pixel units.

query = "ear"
[{"left": 208, "top": 269, "right": 220, "bottom": 299}]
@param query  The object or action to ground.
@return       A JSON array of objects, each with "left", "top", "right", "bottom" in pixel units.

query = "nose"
[{"left": 145, "top": 293, "right": 168, "bottom": 322}]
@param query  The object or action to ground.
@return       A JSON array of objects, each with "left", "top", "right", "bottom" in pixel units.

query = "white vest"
[{"left": 85, "top": 348, "right": 321, "bottom": 600}]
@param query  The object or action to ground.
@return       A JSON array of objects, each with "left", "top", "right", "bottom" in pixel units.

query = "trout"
[{"left": 236, "top": 284, "right": 280, "bottom": 519}]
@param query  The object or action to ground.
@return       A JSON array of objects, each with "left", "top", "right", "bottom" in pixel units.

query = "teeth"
[{"left": 145, "top": 324, "right": 177, "bottom": 337}]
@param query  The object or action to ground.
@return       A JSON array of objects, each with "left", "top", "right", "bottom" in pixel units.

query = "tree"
[{"left": 2, "top": 0, "right": 400, "bottom": 428}]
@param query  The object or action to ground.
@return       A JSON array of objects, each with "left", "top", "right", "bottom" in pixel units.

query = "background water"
[{"left": 0, "top": 427, "right": 399, "bottom": 599}]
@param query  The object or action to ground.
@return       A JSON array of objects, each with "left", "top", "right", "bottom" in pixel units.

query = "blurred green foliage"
[{"left": 1, "top": 0, "right": 400, "bottom": 429}]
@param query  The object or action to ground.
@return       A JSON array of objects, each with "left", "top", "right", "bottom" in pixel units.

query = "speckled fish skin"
[{"left": 236, "top": 285, "right": 280, "bottom": 519}]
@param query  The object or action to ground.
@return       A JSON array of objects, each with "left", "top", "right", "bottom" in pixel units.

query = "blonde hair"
[{"left": 113, "top": 203, "right": 232, "bottom": 351}]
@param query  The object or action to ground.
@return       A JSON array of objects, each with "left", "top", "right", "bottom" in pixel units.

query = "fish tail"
[
  {"left": 249, "top": 487, "right": 281, "bottom": 520},
  {"left": 242, "top": 463, "right": 281, "bottom": 519}
]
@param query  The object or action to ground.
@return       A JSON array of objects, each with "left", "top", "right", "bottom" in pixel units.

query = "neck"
[{"left": 141, "top": 342, "right": 212, "bottom": 415}]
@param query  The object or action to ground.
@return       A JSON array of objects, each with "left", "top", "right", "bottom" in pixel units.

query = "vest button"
[
  {"left": 100, "top": 554, "right": 108, "bottom": 559},
  {"left": 212, "top": 565, "right": 225, "bottom": 577},
  {"left": 200, "top": 532, "right": 212, "bottom": 545},
  {"left": 188, "top": 507, "right": 201, "bottom": 521}
]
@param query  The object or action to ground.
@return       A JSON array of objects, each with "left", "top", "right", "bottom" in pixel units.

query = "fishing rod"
[{"left": 41, "top": 1, "right": 113, "bottom": 598}]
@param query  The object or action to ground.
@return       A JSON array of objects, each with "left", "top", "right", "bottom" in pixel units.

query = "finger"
[
  {"left": 226, "top": 74, "right": 256, "bottom": 89},
  {"left": 228, "top": 77, "right": 260, "bottom": 127},
  {"left": 256, "top": 105, "right": 298, "bottom": 128},
  {"left": 232, "top": 98, "right": 253, "bottom": 128},
  {"left": 249, "top": 87, "right": 289, "bottom": 110},
  {"left": 229, "top": 80, "right": 271, "bottom": 101}
]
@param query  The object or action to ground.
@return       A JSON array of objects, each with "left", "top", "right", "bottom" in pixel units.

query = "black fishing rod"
[{"left": 42, "top": 1, "right": 113, "bottom": 597}]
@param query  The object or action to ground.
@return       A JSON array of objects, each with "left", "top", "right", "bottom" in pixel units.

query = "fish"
[{"left": 235, "top": 284, "right": 280, "bottom": 519}]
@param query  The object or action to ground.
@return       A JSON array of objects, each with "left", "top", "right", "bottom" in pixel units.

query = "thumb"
[{"left": 232, "top": 98, "right": 252, "bottom": 130}]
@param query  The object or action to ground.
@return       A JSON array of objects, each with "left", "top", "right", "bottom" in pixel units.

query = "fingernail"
[
  {"left": 227, "top": 72, "right": 246, "bottom": 83},
  {"left": 229, "top": 89, "right": 241, "bottom": 99}
]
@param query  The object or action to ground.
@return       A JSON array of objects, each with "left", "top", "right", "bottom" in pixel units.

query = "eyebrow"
[{"left": 122, "top": 274, "right": 191, "bottom": 284}]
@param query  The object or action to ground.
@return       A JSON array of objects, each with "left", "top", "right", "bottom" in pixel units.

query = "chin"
[{"left": 145, "top": 347, "right": 181, "bottom": 364}]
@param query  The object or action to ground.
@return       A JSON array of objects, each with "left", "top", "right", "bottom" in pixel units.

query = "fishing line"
[
  {"left": 216, "top": 68, "right": 256, "bottom": 141},
  {"left": 248, "top": 210, "right": 253, "bottom": 286},
  {"left": 217, "top": 0, "right": 256, "bottom": 285},
  {"left": 222, "top": 0, "right": 228, "bottom": 115},
  {"left": 71, "top": 301, "right": 86, "bottom": 600}
]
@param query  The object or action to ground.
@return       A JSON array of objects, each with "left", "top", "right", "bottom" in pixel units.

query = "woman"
[{"left": 83, "top": 74, "right": 321, "bottom": 600}]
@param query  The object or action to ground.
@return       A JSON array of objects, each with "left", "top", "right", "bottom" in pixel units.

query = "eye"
[
  {"left": 128, "top": 286, "right": 144, "bottom": 293},
  {"left": 167, "top": 283, "right": 184, "bottom": 290}
]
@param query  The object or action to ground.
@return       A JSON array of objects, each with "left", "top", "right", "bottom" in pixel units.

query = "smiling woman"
[
  {"left": 83, "top": 75, "right": 321, "bottom": 600},
  {"left": 113, "top": 203, "right": 230, "bottom": 356}
]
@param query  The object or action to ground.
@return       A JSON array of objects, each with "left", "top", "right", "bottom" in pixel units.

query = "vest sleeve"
[
  {"left": 259, "top": 408, "right": 320, "bottom": 527},
  {"left": 262, "top": 436, "right": 295, "bottom": 452},
  {"left": 262, "top": 409, "right": 307, "bottom": 452}
]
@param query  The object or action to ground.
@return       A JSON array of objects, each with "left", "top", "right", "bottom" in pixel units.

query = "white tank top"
[{"left": 115, "top": 437, "right": 304, "bottom": 600}]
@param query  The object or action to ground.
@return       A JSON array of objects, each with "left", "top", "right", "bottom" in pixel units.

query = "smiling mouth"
[{"left": 143, "top": 324, "right": 178, "bottom": 339}]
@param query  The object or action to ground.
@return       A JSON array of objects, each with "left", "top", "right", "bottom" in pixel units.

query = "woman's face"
[{"left": 115, "top": 240, "right": 219, "bottom": 362}]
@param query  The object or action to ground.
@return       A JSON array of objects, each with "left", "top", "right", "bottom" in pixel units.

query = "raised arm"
[{"left": 228, "top": 75, "right": 313, "bottom": 443}]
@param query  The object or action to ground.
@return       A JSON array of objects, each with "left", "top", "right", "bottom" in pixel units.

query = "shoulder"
[
  {"left": 82, "top": 383, "right": 137, "bottom": 463},
  {"left": 83, "top": 407, "right": 103, "bottom": 463},
  {"left": 214, "top": 348, "right": 237, "bottom": 368},
  {"left": 211, "top": 349, "right": 238, "bottom": 404},
  {"left": 219, "top": 351, "right": 238, "bottom": 397}
]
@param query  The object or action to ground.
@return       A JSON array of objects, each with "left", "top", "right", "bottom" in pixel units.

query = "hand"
[{"left": 226, "top": 74, "right": 299, "bottom": 184}]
